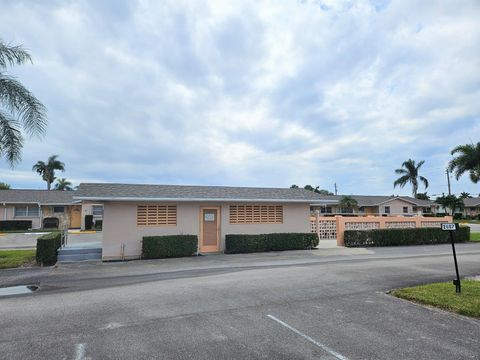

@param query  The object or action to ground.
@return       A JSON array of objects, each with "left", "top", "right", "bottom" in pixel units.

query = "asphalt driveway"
[{"left": 0, "top": 243, "right": 479, "bottom": 359}]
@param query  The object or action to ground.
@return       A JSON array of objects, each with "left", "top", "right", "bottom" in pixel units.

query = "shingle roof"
[
  {"left": 463, "top": 197, "right": 480, "bottom": 207},
  {"left": 74, "top": 183, "right": 329, "bottom": 203},
  {"left": 0, "top": 189, "right": 75, "bottom": 205}
]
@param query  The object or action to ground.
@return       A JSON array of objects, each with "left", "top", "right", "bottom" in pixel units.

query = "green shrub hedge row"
[
  {"left": 225, "top": 233, "right": 318, "bottom": 254},
  {"left": 142, "top": 235, "right": 198, "bottom": 259},
  {"left": 0, "top": 220, "right": 32, "bottom": 231},
  {"left": 344, "top": 227, "right": 470, "bottom": 247},
  {"left": 36, "top": 232, "right": 62, "bottom": 265}
]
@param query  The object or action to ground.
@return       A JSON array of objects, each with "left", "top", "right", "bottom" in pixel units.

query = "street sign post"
[{"left": 441, "top": 223, "right": 461, "bottom": 293}]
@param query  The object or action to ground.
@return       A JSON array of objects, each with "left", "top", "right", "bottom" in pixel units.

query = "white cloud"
[{"left": 0, "top": 0, "right": 479, "bottom": 196}]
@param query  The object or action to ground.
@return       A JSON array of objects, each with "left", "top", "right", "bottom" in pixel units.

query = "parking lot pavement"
[
  {"left": 0, "top": 244, "right": 479, "bottom": 359},
  {"left": 465, "top": 223, "right": 480, "bottom": 232},
  {"left": 0, "top": 231, "right": 102, "bottom": 249}
]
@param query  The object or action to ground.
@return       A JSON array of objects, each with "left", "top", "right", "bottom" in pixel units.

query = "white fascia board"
[
  {"left": 309, "top": 201, "right": 340, "bottom": 206},
  {"left": 73, "top": 196, "right": 318, "bottom": 203}
]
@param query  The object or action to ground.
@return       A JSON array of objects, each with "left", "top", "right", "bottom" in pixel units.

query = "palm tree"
[
  {"left": 435, "top": 195, "right": 464, "bottom": 216},
  {"left": 54, "top": 178, "right": 73, "bottom": 191},
  {"left": 393, "top": 159, "right": 429, "bottom": 198},
  {"left": 459, "top": 192, "right": 472, "bottom": 199},
  {"left": 448, "top": 142, "right": 480, "bottom": 184},
  {"left": 0, "top": 182, "right": 10, "bottom": 189},
  {"left": 416, "top": 192, "right": 430, "bottom": 200},
  {"left": 32, "top": 155, "right": 65, "bottom": 190},
  {"left": 338, "top": 195, "right": 358, "bottom": 214},
  {"left": 0, "top": 39, "right": 47, "bottom": 165}
]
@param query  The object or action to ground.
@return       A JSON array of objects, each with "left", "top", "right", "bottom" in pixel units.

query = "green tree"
[
  {"left": 304, "top": 185, "right": 319, "bottom": 192},
  {"left": 435, "top": 195, "right": 464, "bottom": 215},
  {"left": 459, "top": 192, "right": 472, "bottom": 199},
  {"left": 54, "top": 178, "right": 73, "bottom": 191},
  {"left": 448, "top": 142, "right": 480, "bottom": 184},
  {"left": 393, "top": 159, "right": 429, "bottom": 198},
  {"left": 32, "top": 155, "right": 65, "bottom": 190},
  {"left": 0, "top": 182, "right": 10, "bottom": 189},
  {"left": 416, "top": 192, "right": 430, "bottom": 200},
  {"left": 316, "top": 189, "right": 334, "bottom": 195},
  {"left": 338, "top": 195, "right": 358, "bottom": 214},
  {"left": 0, "top": 39, "right": 46, "bottom": 165},
  {"left": 290, "top": 184, "right": 299, "bottom": 188}
]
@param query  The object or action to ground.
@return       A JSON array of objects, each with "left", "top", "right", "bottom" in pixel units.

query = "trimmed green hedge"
[
  {"left": 344, "top": 227, "right": 470, "bottom": 247},
  {"left": 36, "top": 232, "right": 62, "bottom": 265},
  {"left": 0, "top": 220, "right": 32, "bottom": 231},
  {"left": 225, "top": 233, "right": 318, "bottom": 254},
  {"left": 142, "top": 235, "right": 198, "bottom": 259}
]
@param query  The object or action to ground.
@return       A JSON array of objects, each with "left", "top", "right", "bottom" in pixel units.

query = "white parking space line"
[
  {"left": 75, "top": 343, "right": 86, "bottom": 360},
  {"left": 267, "top": 314, "right": 350, "bottom": 360}
]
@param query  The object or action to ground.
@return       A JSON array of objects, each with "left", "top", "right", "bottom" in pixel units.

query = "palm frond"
[
  {"left": 0, "top": 40, "right": 32, "bottom": 69},
  {"left": 393, "top": 175, "right": 410, "bottom": 188},
  {"left": 0, "top": 110, "right": 24, "bottom": 166},
  {"left": 0, "top": 74, "right": 47, "bottom": 136},
  {"left": 394, "top": 168, "right": 408, "bottom": 175},
  {"left": 419, "top": 176, "right": 429, "bottom": 189}
]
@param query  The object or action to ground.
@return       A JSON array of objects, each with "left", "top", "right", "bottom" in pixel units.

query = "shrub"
[
  {"left": 142, "top": 235, "right": 198, "bottom": 259},
  {"left": 84, "top": 215, "right": 93, "bottom": 230},
  {"left": 453, "top": 213, "right": 463, "bottom": 220},
  {"left": 36, "top": 232, "right": 62, "bottom": 265},
  {"left": 0, "top": 220, "right": 32, "bottom": 231},
  {"left": 94, "top": 219, "right": 103, "bottom": 230},
  {"left": 344, "top": 227, "right": 470, "bottom": 247},
  {"left": 225, "top": 233, "right": 318, "bottom": 254}
]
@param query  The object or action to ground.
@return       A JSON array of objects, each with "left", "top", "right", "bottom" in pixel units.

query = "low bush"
[
  {"left": 36, "top": 232, "right": 62, "bottom": 265},
  {"left": 142, "top": 235, "right": 198, "bottom": 259},
  {"left": 84, "top": 215, "right": 93, "bottom": 230},
  {"left": 344, "top": 227, "right": 470, "bottom": 247},
  {"left": 0, "top": 220, "right": 32, "bottom": 231},
  {"left": 94, "top": 219, "right": 103, "bottom": 230},
  {"left": 225, "top": 233, "right": 318, "bottom": 254},
  {"left": 453, "top": 213, "right": 464, "bottom": 220}
]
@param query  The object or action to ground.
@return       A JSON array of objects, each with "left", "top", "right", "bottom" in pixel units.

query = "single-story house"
[
  {"left": 74, "top": 183, "right": 329, "bottom": 260},
  {"left": 462, "top": 197, "right": 480, "bottom": 219},
  {"left": 310, "top": 195, "right": 436, "bottom": 216},
  {"left": 0, "top": 189, "right": 81, "bottom": 229}
]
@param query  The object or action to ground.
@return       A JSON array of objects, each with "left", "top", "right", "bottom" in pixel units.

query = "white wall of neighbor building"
[{"left": 101, "top": 201, "right": 311, "bottom": 260}]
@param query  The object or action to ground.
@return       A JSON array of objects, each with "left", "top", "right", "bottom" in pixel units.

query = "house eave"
[{"left": 73, "top": 196, "right": 320, "bottom": 203}]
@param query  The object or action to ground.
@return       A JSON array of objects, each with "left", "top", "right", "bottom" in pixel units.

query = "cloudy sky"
[{"left": 0, "top": 0, "right": 479, "bottom": 196}]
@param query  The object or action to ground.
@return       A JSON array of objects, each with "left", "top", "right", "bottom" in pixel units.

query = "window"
[
  {"left": 137, "top": 205, "right": 176, "bottom": 226},
  {"left": 92, "top": 205, "right": 103, "bottom": 216},
  {"left": 229, "top": 205, "right": 283, "bottom": 224},
  {"left": 14, "top": 205, "right": 39, "bottom": 217},
  {"left": 384, "top": 206, "right": 390, "bottom": 214},
  {"left": 341, "top": 207, "right": 353, "bottom": 214},
  {"left": 423, "top": 207, "right": 431, "bottom": 213},
  {"left": 403, "top": 206, "right": 408, "bottom": 213},
  {"left": 320, "top": 207, "right": 332, "bottom": 214},
  {"left": 53, "top": 206, "right": 65, "bottom": 213}
]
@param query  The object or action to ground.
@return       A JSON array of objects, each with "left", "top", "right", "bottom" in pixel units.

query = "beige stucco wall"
[
  {"left": 0, "top": 204, "right": 42, "bottom": 228},
  {"left": 379, "top": 199, "right": 413, "bottom": 215},
  {"left": 102, "top": 201, "right": 311, "bottom": 260},
  {"left": 81, "top": 202, "right": 103, "bottom": 229}
]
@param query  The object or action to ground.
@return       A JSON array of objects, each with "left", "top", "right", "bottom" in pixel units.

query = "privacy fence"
[{"left": 310, "top": 214, "right": 453, "bottom": 246}]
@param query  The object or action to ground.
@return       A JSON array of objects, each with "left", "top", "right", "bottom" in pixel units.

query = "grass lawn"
[
  {"left": 0, "top": 249, "right": 36, "bottom": 269},
  {"left": 392, "top": 280, "right": 480, "bottom": 318},
  {"left": 470, "top": 232, "right": 480, "bottom": 242}
]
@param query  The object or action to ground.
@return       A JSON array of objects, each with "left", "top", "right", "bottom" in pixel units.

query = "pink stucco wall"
[{"left": 102, "top": 201, "right": 311, "bottom": 260}]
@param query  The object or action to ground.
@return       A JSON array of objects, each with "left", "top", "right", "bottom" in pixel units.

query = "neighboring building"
[
  {"left": 462, "top": 197, "right": 480, "bottom": 219},
  {"left": 74, "top": 183, "right": 329, "bottom": 260},
  {"left": 0, "top": 190, "right": 81, "bottom": 229},
  {"left": 310, "top": 195, "right": 436, "bottom": 216}
]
